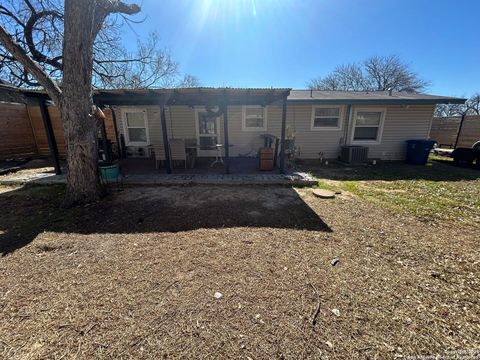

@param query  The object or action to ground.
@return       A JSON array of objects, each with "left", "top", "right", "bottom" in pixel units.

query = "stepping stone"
[{"left": 313, "top": 189, "right": 336, "bottom": 199}]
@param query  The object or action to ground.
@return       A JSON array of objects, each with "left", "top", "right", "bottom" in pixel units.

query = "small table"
[
  {"left": 185, "top": 146, "right": 198, "bottom": 169},
  {"left": 210, "top": 144, "right": 224, "bottom": 167}
]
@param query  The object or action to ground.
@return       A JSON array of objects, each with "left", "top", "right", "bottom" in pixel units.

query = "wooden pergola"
[
  {"left": 94, "top": 87, "right": 292, "bottom": 174},
  {"left": 21, "top": 87, "right": 291, "bottom": 175}
]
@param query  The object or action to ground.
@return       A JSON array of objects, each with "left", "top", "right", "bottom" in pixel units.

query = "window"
[
  {"left": 311, "top": 106, "right": 343, "bottom": 130},
  {"left": 351, "top": 108, "right": 386, "bottom": 144},
  {"left": 197, "top": 111, "right": 218, "bottom": 150},
  {"left": 242, "top": 106, "right": 267, "bottom": 131},
  {"left": 123, "top": 109, "right": 149, "bottom": 145}
]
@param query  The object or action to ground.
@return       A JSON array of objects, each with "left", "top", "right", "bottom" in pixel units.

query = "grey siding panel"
[
  {"left": 114, "top": 103, "right": 435, "bottom": 162},
  {"left": 351, "top": 105, "right": 435, "bottom": 160},
  {"left": 114, "top": 105, "right": 161, "bottom": 154},
  {"left": 147, "top": 106, "right": 162, "bottom": 147},
  {"left": 166, "top": 106, "right": 196, "bottom": 140},
  {"left": 284, "top": 104, "right": 347, "bottom": 159},
  {"left": 227, "top": 105, "right": 281, "bottom": 156},
  {"left": 114, "top": 105, "right": 195, "bottom": 151},
  {"left": 285, "top": 104, "right": 434, "bottom": 160}
]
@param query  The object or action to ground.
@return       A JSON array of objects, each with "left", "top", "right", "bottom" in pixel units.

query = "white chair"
[
  {"left": 169, "top": 138, "right": 187, "bottom": 169},
  {"left": 154, "top": 145, "right": 167, "bottom": 169}
]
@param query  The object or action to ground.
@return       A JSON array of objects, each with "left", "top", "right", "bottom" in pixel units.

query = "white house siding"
[
  {"left": 283, "top": 104, "right": 347, "bottom": 160},
  {"left": 114, "top": 103, "right": 435, "bottom": 161},
  {"left": 346, "top": 104, "right": 435, "bottom": 160},
  {"left": 227, "top": 105, "right": 279, "bottom": 156},
  {"left": 114, "top": 105, "right": 196, "bottom": 154},
  {"left": 283, "top": 103, "right": 435, "bottom": 161}
]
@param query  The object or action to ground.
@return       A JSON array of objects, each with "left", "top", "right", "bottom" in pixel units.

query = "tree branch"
[
  {"left": 0, "top": 25, "right": 61, "bottom": 103},
  {"left": 24, "top": 10, "right": 63, "bottom": 69},
  {"left": 93, "top": 0, "right": 141, "bottom": 38}
]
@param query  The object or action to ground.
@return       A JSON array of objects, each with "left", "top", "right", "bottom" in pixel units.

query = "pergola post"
[
  {"left": 109, "top": 107, "right": 124, "bottom": 158},
  {"left": 95, "top": 102, "right": 111, "bottom": 164},
  {"left": 279, "top": 96, "right": 287, "bottom": 174},
  {"left": 39, "top": 98, "right": 61, "bottom": 175},
  {"left": 160, "top": 102, "right": 172, "bottom": 174},
  {"left": 223, "top": 102, "right": 230, "bottom": 174}
]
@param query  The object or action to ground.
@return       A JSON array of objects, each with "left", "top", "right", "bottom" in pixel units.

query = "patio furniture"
[
  {"left": 184, "top": 138, "right": 198, "bottom": 168},
  {"left": 98, "top": 162, "right": 123, "bottom": 192},
  {"left": 259, "top": 147, "right": 274, "bottom": 171},
  {"left": 169, "top": 138, "right": 188, "bottom": 169},
  {"left": 284, "top": 139, "right": 300, "bottom": 169},
  {"left": 154, "top": 145, "right": 167, "bottom": 169},
  {"left": 210, "top": 144, "right": 224, "bottom": 167}
]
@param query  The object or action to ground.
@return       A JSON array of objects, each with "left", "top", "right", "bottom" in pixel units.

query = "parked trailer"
[{"left": 452, "top": 147, "right": 480, "bottom": 169}]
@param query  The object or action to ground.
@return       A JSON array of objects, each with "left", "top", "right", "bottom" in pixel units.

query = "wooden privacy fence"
[
  {"left": 0, "top": 102, "right": 37, "bottom": 159},
  {"left": 430, "top": 116, "right": 480, "bottom": 148},
  {"left": 0, "top": 101, "right": 117, "bottom": 159}
]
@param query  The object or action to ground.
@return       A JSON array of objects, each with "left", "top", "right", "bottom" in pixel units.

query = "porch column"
[
  {"left": 96, "top": 102, "right": 111, "bottom": 164},
  {"left": 223, "top": 103, "right": 230, "bottom": 174},
  {"left": 110, "top": 107, "right": 124, "bottom": 158},
  {"left": 99, "top": 118, "right": 111, "bottom": 163},
  {"left": 279, "top": 96, "right": 287, "bottom": 174},
  {"left": 39, "top": 98, "right": 62, "bottom": 175},
  {"left": 160, "top": 103, "right": 172, "bottom": 174}
]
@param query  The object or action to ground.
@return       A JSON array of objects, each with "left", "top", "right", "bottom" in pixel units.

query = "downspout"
[{"left": 343, "top": 105, "right": 353, "bottom": 145}]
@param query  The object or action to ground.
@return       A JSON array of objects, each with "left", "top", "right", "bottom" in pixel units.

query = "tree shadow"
[
  {"left": 0, "top": 185, "right": 331, "bottom": 256},
  {"left": 300, "top": 160, "right": 480, "bottom": 182}
]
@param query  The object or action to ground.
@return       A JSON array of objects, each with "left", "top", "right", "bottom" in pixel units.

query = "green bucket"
[{"left": 99, "top": 164, "right": 119, "bottom": 182}]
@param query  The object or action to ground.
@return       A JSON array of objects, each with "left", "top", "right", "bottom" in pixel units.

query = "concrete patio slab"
[{"left": 0, "top": 171, "right": 317, "bottom": 187}]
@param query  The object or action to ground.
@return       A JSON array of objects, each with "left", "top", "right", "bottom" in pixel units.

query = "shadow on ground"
[
  {"left": 0, "top": 185, "right": 331, "bottom": 256},
  {"left": 300, "top": 159, "right": 480, "bottom": 182}
]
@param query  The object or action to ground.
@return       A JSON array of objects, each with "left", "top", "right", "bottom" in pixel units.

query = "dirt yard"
[{"left": 0, "top": 168, "right": 479, "bottom": 358}]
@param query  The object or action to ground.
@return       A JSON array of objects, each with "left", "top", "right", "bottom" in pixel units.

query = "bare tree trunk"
[{"left": 60, "top": 0, "right": 102, "bottom": 205}]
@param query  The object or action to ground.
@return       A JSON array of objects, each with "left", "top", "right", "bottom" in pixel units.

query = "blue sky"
[{"left": 122, "top": 0, "right": 480, "bottom": 97}]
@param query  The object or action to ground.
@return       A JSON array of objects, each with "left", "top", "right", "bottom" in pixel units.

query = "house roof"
[
  {"left": 25, "top": 87, "right": 292, "bottom": 106},
  {"left": 287, "top": 90, "right": 466, "bottom": 105},
  {"left": 98, "top": 87, "right": 292, "bottom": 106},
  {"left": 20, "top": 87, "right": 466, "bottom": 106}
]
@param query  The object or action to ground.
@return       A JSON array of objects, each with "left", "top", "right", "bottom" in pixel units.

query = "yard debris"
[
  {"left": 331, "top": 258, "right": 340, "bottom": 266},
  {"left": 313, "top": 189, "right": 336, "bottom": 199},
  {"left": 331, "top": 309, "right": 340, "bottom": 317},
  {"left": 214, "top": 291, "right": 223, "bottom": 300},
  {"left": 309, "top": 283, "right": 321, "bottom": 326}
]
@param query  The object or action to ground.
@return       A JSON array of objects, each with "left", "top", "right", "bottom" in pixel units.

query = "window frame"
[
  {"left": 350, "top": 107, "right": 386, "bottom": 145},
  {"left": 242, "top": 105, "right": 267, "bottom": 132},
  {"left": 121, "top": 107, "right": 150, "bottom": 146},
  {"left": 310, "top": 105, "right": 344, "bottom": 131}
]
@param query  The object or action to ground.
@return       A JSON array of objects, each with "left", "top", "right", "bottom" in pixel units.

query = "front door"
[{"left": 196, "top": 109, "right": 221, "bottom": 157}]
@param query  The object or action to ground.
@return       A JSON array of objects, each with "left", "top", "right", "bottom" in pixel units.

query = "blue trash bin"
[{"left": 405, "top": 140, "right": 436, "bottom": 165}]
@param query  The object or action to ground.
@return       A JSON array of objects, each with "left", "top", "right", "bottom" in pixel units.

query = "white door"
[{"left": 196, "top": 109, "right": 221, "bottom": 157}]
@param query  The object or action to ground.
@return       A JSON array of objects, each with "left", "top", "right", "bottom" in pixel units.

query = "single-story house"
[{"left": 0, "top": 86, "right": 465, "bottom": 174}]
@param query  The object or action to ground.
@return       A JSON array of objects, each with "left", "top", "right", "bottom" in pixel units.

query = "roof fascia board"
[{"left": 287, "top": 98, "right": 466, "bottom": 105}]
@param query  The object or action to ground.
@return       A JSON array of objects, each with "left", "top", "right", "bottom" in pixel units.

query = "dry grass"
[
  {"left": 308, "top": 159, "right": 480, "bottom": 226},
  {"left": 0, "top": 183, "right": 478, "bottom": 359}
]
